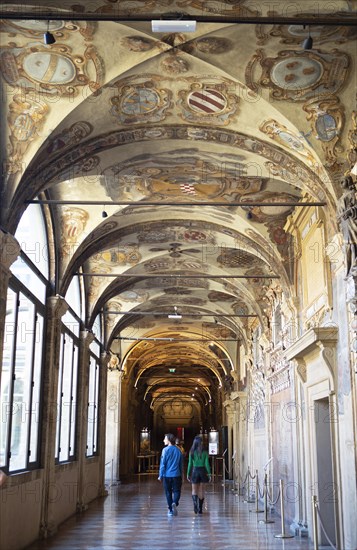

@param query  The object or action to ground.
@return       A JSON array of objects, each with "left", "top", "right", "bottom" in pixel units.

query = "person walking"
[
  {"left": 158, "top": 433, "right": 183, "bottom": 517},
  {"left": 187, "top": 435, "right": 211, "bottom": 514}
]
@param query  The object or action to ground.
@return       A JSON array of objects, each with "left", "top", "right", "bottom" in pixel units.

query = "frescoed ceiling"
[{"left": 1, "top": 1, "right": 356, "bottom": 412}]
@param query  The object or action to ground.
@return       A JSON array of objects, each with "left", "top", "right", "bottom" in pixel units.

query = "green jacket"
[{"left": 187, "top": 450, "right": 211, "bottom": 477}]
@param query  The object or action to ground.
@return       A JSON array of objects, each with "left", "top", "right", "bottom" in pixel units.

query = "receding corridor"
[{"left": 26, "top": 476, "right": 315, "bottom": 550}]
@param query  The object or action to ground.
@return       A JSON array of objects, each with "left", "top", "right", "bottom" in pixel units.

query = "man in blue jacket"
[{"left": 158, "top": 433, "right": 183, "bottom": 516}]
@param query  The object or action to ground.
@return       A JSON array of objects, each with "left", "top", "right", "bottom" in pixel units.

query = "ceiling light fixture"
[
  {"left": 44, "top": 21, "right": 56, "bottom": 45},
  {"left": 302, "top": 26, "right": 313, "bottom": 50},
  {"left": 168, "top": 306, "right": 182, "bottom": 319},
  {"left": 102, "top": 205, "right": 108, "bottom": 218},
  {"left": 151, "top": 20, "right": 196, "bottom": 33}
]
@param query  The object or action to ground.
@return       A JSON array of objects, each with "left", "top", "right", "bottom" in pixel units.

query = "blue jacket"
[{"left": 159, "top": 445, "right": 183, "bottom": 478}]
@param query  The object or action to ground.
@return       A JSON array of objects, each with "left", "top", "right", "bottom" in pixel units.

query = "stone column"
[
  {"left": 76, "top": 330, "right": 95, "bottom": 512},
  {"left": 39, "top": 295, "right": 68, "bottom": 538},
  {"left": 0, "top": 231, "right": 20, "bottom": 380}
]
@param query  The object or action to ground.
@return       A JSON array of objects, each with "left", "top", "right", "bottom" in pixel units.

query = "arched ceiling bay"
[{"left": 1, "top": 1, "right": 356, "bottom": 408}]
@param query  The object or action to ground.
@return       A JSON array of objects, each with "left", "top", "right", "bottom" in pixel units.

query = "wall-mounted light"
[
  {"left": 302, "top": 26, "right": 313, "bottom": 50},
  {"left": 168, "top": 306, "right": 182, "bottom": 319},
  {"left": 44, "top": 21, "right": 56, "bottom": 45},
  {"left": 151, "top": 20, "right": 196, "bottom": 33}
]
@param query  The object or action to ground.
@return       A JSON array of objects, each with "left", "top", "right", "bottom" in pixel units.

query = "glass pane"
[
  {"left": 9, "top": 295, "right": 35, "bottom": 472},
  {"left": 62, "top": 310, "right": 79, "bottom": 338},
  {"left": 92, "top": 314, "right": 102, "bottom": 343},
  {"left": 86, "top": 358, "right": 96, "bottom": 456},
  {"left": 93, "top": 364, "right": 99, "bottom": 453},
  {"left": 11, "top": 257, "right": 46, "bottom": 303},
  {"left": 55, "top": 334, "right": 65, "bottom": 460},
  {"left": 89, "top": 340, "right": 100, "bottom": 357},
  {"left": 0, "top": 289, "right": 17, "bottom": 468},
  {"left": 69, "top": 344, "right": 78, "bottom": 457},
  {"left": 64, "top": 277, "right": 81, "bottom": 319},
  {"left": 59, "top": 335, "right": 73, "bottom": 462},
  {"left": 14, "top": 203, "right": 49, "bottom": 279},
  {"left": 29, "top": 314, "right": 44, "bottom": 463}
]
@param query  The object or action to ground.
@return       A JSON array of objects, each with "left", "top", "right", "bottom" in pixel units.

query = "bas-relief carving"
[{"left": 337, "top": 176, "right": 357, "bottom": 277}]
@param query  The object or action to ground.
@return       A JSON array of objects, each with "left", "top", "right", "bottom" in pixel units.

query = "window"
[
  {"left": 14, "top": 203, "right": 49, "bottom": 280},
  {"left": 86, "top": 340, "right": 100, "bottom": 457},
  {"left": 55, "top": 328, "right": 79, "bottom": 463},
  {"left": 0, "top": 284, "right": 45, "bottom": 472}
]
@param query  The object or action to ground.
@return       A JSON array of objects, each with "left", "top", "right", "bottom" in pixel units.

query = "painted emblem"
[
  {"left": 0, "top": 44, "right": 103, "bottom": 96},
  {"left": 252, "top": 50, "right": 350, "bottom": 101},
  {"left": 178, "top": 82, "right": 239, "bottom": 126},
  {"left": 110, "top": 82, "right": 172, "bottom": 124}
]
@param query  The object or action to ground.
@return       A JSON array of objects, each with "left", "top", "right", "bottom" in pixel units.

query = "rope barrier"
[
  {"left": 258, "top": 473, "right": 275, "bottom": 524},
  {"left": 266, "top": 481, "right": 280, "bottom": 506},
  {"left": 316, "top": 502, "right": 337, "bottom": 550}
]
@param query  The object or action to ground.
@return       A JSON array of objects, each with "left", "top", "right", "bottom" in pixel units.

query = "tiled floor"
[{"left": 26, "top": 476, "right": 315, "bottom": 550}]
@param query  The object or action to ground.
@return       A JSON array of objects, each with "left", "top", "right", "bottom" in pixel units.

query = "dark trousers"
[{"left": 162, "top": 476, "right": 182, "bottom": 510}]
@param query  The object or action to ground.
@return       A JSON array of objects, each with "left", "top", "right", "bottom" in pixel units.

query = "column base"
[{"left": 290, "top": 521, "right": 309, "bottom": 538}]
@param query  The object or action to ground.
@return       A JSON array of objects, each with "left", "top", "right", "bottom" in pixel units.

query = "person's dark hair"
[
  {"left": 165, "top": 433, "right": 176, "bottom": 445},
  {"left": 190, "top": 435, "right": 203, "bottom": 457}
]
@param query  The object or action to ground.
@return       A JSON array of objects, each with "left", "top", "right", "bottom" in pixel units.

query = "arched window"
[{"left": 0, "top": 204, "right": 49, "bottom": 473}]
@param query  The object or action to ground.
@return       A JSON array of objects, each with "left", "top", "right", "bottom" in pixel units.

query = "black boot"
[
  {"left": 192, "top": 495, "right": 198, "bottom": 514},
  {"left": 198, "top": 498, "right": 204, "bottom": 514}
]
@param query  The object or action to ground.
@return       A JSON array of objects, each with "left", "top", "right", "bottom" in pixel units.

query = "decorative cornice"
[
  {"left": 285, "top": 327, "right": 338, "bottom": 360},
  {"left": 285, "top": 327, "right": 338, "bottom": 386}
]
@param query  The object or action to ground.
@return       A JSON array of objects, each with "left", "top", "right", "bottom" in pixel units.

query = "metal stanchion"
[
  {"left": 274, "top": 480, "right": 294, "bottom": 539},
  {"left": 244, "top": 467, "right": 255, "bottom": 503},
  {"left": 312, "top": 495, "right": 319, "bottom": 550},
  {"left": 251, "top": 470, "right": 264, "bottom": 513},
  {"left": 259, "top": 473, "right": 275, "bottom": 524}
]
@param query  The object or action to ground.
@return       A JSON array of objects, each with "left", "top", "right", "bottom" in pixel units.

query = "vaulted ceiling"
[{"left": 1, "top": 1, "right": 356, "bottom": 414}]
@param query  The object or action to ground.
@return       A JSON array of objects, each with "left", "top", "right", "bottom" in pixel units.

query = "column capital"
[
  {"left": 80, "top": 329, "right": 95, "bottom": 347},
  {"left": 0, "top": 230, "right": 20, "bottom": 270},
  {"left": 47, "top": 295, "right": 69, "bottom": 320}
]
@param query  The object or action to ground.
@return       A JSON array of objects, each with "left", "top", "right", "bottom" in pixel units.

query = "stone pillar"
[
  {"left": 0, "top": 231, "right": 20, "bottom": 380},
  {"left": 97, "top": 352, "right": 110, "bottom": 496},
  {"left": 76, "top": 330, "right": 95, "bottom": 512},
  {"left": 223, "top": 399, "right": 235, "bottom": 478},
  {"left": 106, "top": 368, "right": 124, "bottom": 484},
  {"left": 39, "top": 295, "right": 68, "bottom": 538}
]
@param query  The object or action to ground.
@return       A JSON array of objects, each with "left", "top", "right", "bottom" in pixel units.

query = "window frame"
[
  {"left": 86, "top": 341, "right": 101, "bottom": 458},
  {"left": 55, "top": 310, "right": 80, "bottom": 464},
  {"left": 0, "top": 275, "right": 46, "bottom": 474}
]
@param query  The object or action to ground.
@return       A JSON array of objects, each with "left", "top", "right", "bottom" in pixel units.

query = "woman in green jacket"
[{"left": 187, "top": 436, "right": 211, "bottom": 514}]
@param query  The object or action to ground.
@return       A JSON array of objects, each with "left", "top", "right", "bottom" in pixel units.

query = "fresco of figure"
[{"left": 337, "top": 175, "right": 357, "bottom": 276}]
